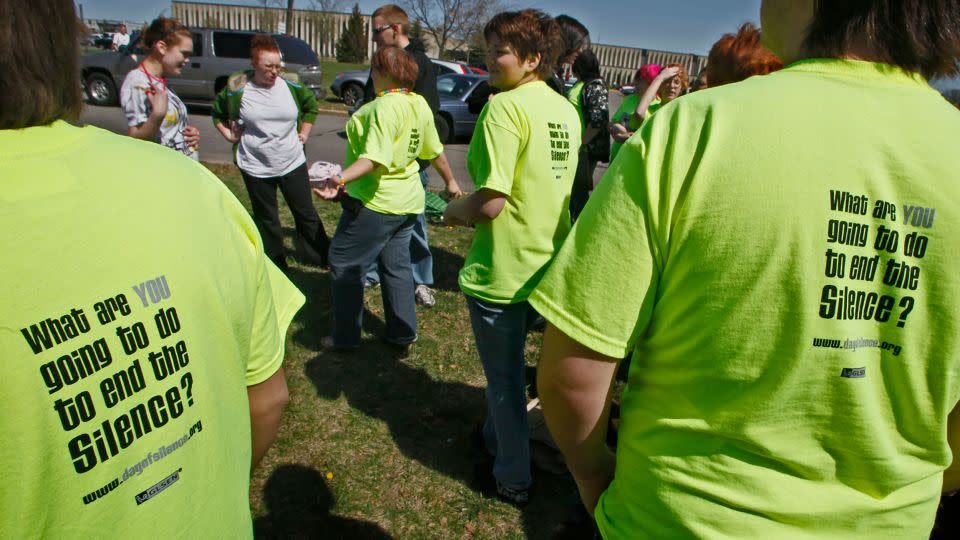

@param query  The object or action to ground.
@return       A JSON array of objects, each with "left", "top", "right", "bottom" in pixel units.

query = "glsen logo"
[
  {"left": 841, "top": 367, "right": 866, "bottom": 379},
  {"left": 135, "top": 468, "right": 181, "bottom": 505}
]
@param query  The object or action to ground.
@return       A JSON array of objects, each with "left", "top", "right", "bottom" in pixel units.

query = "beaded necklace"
[{"left": 377, "top": 87, "right": 410, "bottom": 97}]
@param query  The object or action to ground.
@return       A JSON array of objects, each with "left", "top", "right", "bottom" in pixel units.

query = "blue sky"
[{"left": 78, "top": 0, "right": 763, "bottom": 55}]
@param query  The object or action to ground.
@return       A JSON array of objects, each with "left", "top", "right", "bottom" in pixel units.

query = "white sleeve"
[{"left": 119, "top": 73, "right": 151, "bottom": 128}]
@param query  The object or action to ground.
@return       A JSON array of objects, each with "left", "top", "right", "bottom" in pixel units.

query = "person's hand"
[
  {"left": 226, "top": 121, "right": 243, "bottom": 143},
  {"left": 444, "top": 179, "right": 463, "bottom": 199},
  {"left": 297, "top": 131, "right": 309, "bottom": 144},
  {"left": 657, "top": 66, "right": 681, "bottom": 82},
  {"left": 312, "top": 177, "right": 341, "bottom": 200},
  {"left": 146, "top": 84, "right": 168, "bottom": 120},
  {"left": 183, "top": 125, "right": 200, "bottom": 150},
  {"left": 608, "top": 123, "right": 627, "bottom": 137}
]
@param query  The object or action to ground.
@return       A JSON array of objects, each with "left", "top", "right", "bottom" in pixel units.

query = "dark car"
[
  {"left": 436, "top": 73, "right": 487, "bottom": 143},
  {"left": 933, "top": 75, "right": 960, "bottom": 107},
  {"left": 81, "top": 28, "right": 324, "bottom": 107}
]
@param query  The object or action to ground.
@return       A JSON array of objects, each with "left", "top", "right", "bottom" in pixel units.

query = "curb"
[{"left": 318, "top": 108, "right": 349, "bottom": 117}]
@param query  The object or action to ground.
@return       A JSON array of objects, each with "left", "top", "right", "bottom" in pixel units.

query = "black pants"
[
  {"left": 241, "top": 162, "right": 330, "bottom": 268},
  {"left": 570, "top": 148, "right": 597, "bottom": 223}
]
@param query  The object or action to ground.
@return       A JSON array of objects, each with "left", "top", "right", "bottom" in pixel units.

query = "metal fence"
[{"left": 172, "top": 1, "right": 707, "bottom": 83}]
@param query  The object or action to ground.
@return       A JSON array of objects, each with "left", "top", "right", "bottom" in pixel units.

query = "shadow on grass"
[
  {"left": 429, "top": 245, "right": 465, "bottom": 293},
  {"left": 254, "top": 464, "right": 393, "bottom": 539}
]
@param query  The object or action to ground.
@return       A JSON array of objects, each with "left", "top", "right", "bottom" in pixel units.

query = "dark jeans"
[
  {"left": 570, "top": 148, "right": 597, "bottom": 223},
  {"left": 329, "top": 197, "right": 418, "bottom": 348},
  {"left": 466, "top": 296, "right": 539, "bottom": 490},
  {"left": 241, "top": 162, "right": 330, "bottom": 268}
]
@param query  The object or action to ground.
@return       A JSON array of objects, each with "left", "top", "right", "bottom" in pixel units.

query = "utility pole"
[{"left": 286, "top": 0, "right": 295, "bottom": 35}]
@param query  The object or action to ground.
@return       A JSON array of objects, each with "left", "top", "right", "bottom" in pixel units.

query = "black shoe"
[{"left": 496, "top": 481, "right": 530, "bottom": 507}]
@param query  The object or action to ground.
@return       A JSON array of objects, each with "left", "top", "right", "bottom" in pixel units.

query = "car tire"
[
  {"left": 436, "top": 114, "right": 452, "bottom": 143},
  {"left": 341, "top": 83, "right": 363, "bottom": 107},
  {"left": 85, "top": 72, "right": 118, "bottom": 106}
]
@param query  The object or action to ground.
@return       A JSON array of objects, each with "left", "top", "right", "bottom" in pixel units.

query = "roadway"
[{"left": 77, "top": 93, "right": 623, "bottom": 190}]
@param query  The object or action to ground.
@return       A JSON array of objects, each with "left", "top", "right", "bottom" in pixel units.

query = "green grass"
[
  {"left": 319, "top": 60, "right": 369, "bottom": 112},
  {"left": 203, "top": 163, "right": 595, "bottom": 539}
]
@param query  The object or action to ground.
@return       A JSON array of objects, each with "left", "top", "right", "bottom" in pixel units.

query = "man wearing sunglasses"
[{"left": 361, "top": 4, "right": 455, "bottom": 309}]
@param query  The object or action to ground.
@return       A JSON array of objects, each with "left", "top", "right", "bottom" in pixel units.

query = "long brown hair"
[{"left": 0, "top": 0, "right": 82, "bottom": 129}]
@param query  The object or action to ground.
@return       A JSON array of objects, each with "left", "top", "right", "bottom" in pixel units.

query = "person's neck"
[
  {"left": 396, "top": 34, "right": 410, "bottom": 49},
  {"left": 252, "top": 74, "right": 274, "bottom": 87},
  {"left": 142, "top": 56, "right": 164, "bottom": 77},
  {"left": 507, "top": 73, "right": 541, "bottom": 91}
]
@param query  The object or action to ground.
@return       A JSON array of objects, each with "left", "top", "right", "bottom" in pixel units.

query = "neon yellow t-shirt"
[
  {"left": 0, "top": 122, "right": 304, "bottom": 538},
  {"left": 344, "top": 92, "right": 443, "bottom": 215},
  {"left": 530, "top": 60, "right": 960, "bottom": 538},
  {"left": 459, "top": 80, "right": 582, "bottom": 303},
  {"left": 609, "top": 94, "right": 661, "bottom": 163}
]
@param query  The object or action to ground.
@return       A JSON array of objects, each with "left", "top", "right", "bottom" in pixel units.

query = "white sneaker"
[{"left": 414, "top": 284, "right": 436, "bottom": 308}]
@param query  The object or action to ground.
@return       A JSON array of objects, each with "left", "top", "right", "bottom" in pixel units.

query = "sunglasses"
[{"left": 372, "top": 24, "right": 394, "bottom": 36}]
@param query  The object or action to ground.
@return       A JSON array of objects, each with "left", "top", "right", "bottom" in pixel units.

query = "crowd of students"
[{"left": 3, "top": 0, "right": 960, "bottom": 537}]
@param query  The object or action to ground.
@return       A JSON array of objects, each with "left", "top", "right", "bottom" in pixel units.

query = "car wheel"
[
  {"left": 436, "top": 114, "right": 452, "bottom": 143},
  {"left": 341, "top": 83, "right": 363, "bottom": 107},
  {"left": 85, "top": 72, "right": 117, "bottom": 106}
]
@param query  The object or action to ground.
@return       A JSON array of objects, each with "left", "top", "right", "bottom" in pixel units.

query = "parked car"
[
  {"left": 436, "top": 73, "right": 488, "bottom": 143},
  {"left": 330, "top": 59, "right": 475, "bottom": 107},
  {"left": 81, "top": 28, "right": 324, "bottom": 107},
  {"left": 932, "top": 75, "right": 960, "bottom": 107},
  {"left": 93, "top": 32, "right": 115, "bottom": 49}
]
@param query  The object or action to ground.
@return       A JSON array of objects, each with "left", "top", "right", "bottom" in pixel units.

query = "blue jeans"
[
  {"left": 329, "top": 198, "right": 418, "bottom": 348},
  {"left": 465, "top": 295, "right": 537, "bottom": 490},
  {"left": 365, "top": 171, "right": 433, "bottom": 286}
]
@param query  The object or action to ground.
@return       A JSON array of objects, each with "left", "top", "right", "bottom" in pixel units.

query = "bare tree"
[
  {"left": 401, "top": 0, "right": 502, "bottom": 58},
  {"left": 308, "top": 0, "right": 346, "bottom": 13}
]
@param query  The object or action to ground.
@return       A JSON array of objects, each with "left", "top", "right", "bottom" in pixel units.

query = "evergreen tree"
[
  {"left": 336, "top": 3, "right": 367, "bottom": 63},
  {"left": 408, "top": 19, "right": 425, "bottom": 43}
]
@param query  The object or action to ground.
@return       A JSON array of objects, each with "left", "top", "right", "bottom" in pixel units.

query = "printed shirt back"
[
  {"left": 0, "top": 122, "right": 304, "bottom": 539},
  {"left": 529, "top": 60, "right": 960, "bottom": 538},
  {"left": 344, "top": 92, "right": 443, "bottom": 215},
  {"left": 459, "top": 80, "right": 582, "bottom": 303}
]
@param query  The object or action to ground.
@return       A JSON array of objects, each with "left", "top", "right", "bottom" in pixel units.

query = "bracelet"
[{"left": 336, "top": 174, "right": 347, "bottom": 187}]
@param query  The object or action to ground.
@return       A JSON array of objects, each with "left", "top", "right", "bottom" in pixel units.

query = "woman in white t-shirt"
[
  {"left": 212, "top": 34, "right": 329, "bottom": 269},
  {"left": 119, "top": 17, "right": 199, "bottom": 159}
]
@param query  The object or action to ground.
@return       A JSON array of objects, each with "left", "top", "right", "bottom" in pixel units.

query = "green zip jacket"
[{"left": 211, "top": 71, "right": 319, "bottom": 159}]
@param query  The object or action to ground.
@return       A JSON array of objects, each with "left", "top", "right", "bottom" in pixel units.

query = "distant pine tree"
[
  {"left": 409, "top": 19, "right": 425, "bottom": 43},
  {"left": 336, "top": 3, "right": 367, "bottom": 63}
]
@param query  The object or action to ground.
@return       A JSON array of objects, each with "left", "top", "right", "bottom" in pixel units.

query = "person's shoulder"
[{"left": 121, "top": 68, "right": 148, "bottom": 87}]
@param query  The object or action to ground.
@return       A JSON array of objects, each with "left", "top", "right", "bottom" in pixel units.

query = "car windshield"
[
  {"left": 437, "top": 74, "right": 478, "bottom": 99},
  {"left": 275, "top": 35, "right": 319, "bottom": 65}
]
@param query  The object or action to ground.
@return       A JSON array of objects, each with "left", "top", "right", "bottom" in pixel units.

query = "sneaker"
[
  {"left": 414, "top": 284, "right": 436, "bottom": 308},
  {"left": 496, "top": 482, "right": 530, "bottom": 507},
  {"left": 364, "top": 279, "right": 379, "bottom": 289}
]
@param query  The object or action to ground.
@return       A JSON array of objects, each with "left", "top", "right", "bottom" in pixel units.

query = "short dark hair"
[
  {"left": 805, "top": 0, "right": 960, "bottom": 78},
  {"left": 484, "top": 10, "right": 561, "bottom": 80},
  {"left": 555, "top": 14, "right": 590, "bottom": 64},
  {"left": 572, "top": 48, "right": 602, "bottom": 81},
  {"left": 372, "top": 46, "right": 419, "bottom": 88},
  {"left": 708, "top": 23, "right": 783, "bottom": 87},
  {"left": 0, "top": 0, "right": 82, "bottom": 129}
]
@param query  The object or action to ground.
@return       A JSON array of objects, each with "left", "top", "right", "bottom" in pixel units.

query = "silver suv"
[{"left": 82, "top": 28, "right": 324, "bottom": 106}]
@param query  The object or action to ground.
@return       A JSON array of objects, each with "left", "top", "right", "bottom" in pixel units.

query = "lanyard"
[
  {"left": 377, "top": 87, "right": 410, "bottom": 97},
  {"left": 139, "top": 63, "right": 167, "bottom": 90}
]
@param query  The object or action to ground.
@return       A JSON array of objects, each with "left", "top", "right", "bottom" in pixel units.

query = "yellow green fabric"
[
  {"left": 0, "top": 121, "right": 304, "bottom": 538},
  {"left": 568, "top": 80, "right": 584, "bottom": 111},
  {"left": 344, "top": 92, "right": 443, "bottom": 215},
  {"left": 609, "top": 95, "right": 661, "bottom": 162},
  {"left": 529, "top": 59, "right": 960, "bottom": 538},
  {"left": 459, "top": 80, "right": 582, "bottom": 303}
]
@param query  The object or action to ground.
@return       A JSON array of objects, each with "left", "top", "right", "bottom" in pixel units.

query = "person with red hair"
[
  {"left": 707, "top": 23, "right": 783, "bottom": 87},
  {"left": 212, "top": 34, "right": 329, "bottom": 270},
  {"left": 608, "top": 64, "right": 661, "bottom": 162}
]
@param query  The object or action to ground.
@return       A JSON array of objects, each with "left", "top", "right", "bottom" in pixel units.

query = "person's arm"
[
  {"left": 298, "top": 121, "right": 313, "bottom": 144},
  {"left": 429, "top": 152, "right": 462, "bottom": 197},
  {"left": 312, "top": 158, "right": 380, "bottom": 200},
  {"left": 296, "top": 84, "right": 319, "bottom": 144},
  {"left": 945, "top": 401, "right": 960, "bottom": 493},
  {"left": 538, "top": 323, "right": 620, "bottom": 514},
  {"left": 633, "top": 67, "right": 678, "bottom": 124},
  {"left": 443, "top": 188, "right": 506, "bottom": 226},
  {"left": 247, "top": 366, "right": 289, "bottom": 468},
  {"left": 127, "top": 85, "right": 169, "bottom": 141}
]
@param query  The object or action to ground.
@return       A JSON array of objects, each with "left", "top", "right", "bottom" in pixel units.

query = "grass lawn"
[
  {"left": 203, "top": 163, "right": 595, "bottom": 539},
  {"left": 318, "top": 60, "right": 369, "bottom": 113}
]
